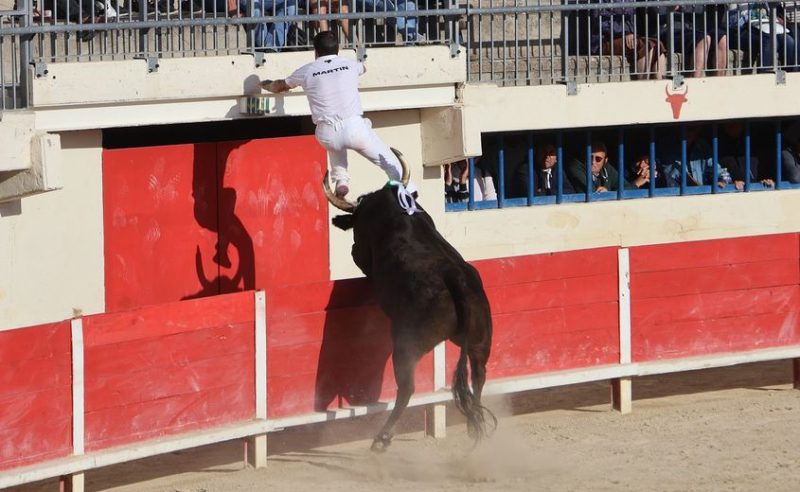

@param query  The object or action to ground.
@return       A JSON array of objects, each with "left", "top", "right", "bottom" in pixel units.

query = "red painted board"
[
  {"left": 267, "top": 306, "right": 389, "bottom": 349},
  {"left": 0, "top": 418, "right": 72, "bottom": 471},
  {"left": 85, "top": 382, "right": 253, "bottom": 451},
  {"left": 473, "top": 247, "right": 619, "bottom": 288},
  {"left": 84, "top": 323, "right": 252, "bottom": 377},
  {"left": 217, "top": 137, "right": 330, "bottom": 290},
  {"left": 630, "top": 234, "right": 799, "bottom": 273},
  {"left": 0, "top": 322, "right": 71, "bottom": 363},
  {"left": 267, "top": 351, "right": 435, "bottom": 418},
  {"left": 632, "top": 311, "right": 800, "bottom": 361},
  {"left": 83, "top": 291, "right": 253, "bottom": 347},
  {"left": 265, "top": 278, "right": 377, "bottom": 319},
  {"left": 0, "top": 322, "right": 72, "bottom": 470},
  {"left": 631, "top": 258, "right": 800, "bottom": 300},
  {"left": 445, "top": 302, "right": 620, "bottom": 379},
  {"left": 486, "top": 273, "right": 619, "bottom": 315},
  {"left": 84, "top": 326, "right": 254, "bottom": 412},
  {"left": 632, "top": 285, "right": 800, "bottom": 327},
  {"left": 103, "top": 144, "right": 220, "bottom": 310}
]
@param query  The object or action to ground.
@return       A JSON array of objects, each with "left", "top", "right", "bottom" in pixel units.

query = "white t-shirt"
[{"left": 285, "top": 54, "right": 365, "bottom": 125}]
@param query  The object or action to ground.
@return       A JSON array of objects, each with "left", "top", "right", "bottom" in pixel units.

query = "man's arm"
[{"left": 260, "top": 79, "right": 292, "bottom": 93}]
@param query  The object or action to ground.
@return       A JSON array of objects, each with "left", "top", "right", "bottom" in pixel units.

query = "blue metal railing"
[{"left": 445, "top": 118, "right": 800, "bottom": 212}]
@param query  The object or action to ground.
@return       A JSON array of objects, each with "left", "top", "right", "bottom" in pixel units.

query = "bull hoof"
[{"left": 370, "top": 434, "right": 393, "bottom": 453}]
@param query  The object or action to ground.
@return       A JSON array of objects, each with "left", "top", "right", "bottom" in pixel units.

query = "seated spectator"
[
  {"left": 724, "top": 2, "right": 798, "bottom": 73},
  {"left": 718, "top": 121, "right": 775, "bottom": 189},
  {"left": 650, "top": 4, "right": 728, "bottom": 77},
  {"left": 782, "top": 120, "right": 800, "bottom": 183},
  {"left": 352, "top": 0, "right": 426, "bottom": 44},
  {"left": 625, "top": 154, "right": 666, "bottom": 189},
  {"left": 566, "top": 141, "right": 634, "bottom": 193},
  {"left": 510, "top": 142, "right": 575, "bottom": 197},
  {"left": 204, "top": 0, "right": 303, "bottom": 51},
  {"left": 309, "top": 0, "right": 353, "bottom": 43},
  {"left": 589, "top": 0, "right": 666, "bottom": 79},
  {"left": 658, "top": 125, "right": 730, "bottom": 188},
  {"left": 43, "top": 0, "right": 105, "bottom": 40},
  {"left": 444, "top": 160, "right": 470, "bottom": 203}
]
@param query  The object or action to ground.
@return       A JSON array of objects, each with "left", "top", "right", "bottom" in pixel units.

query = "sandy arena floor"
[{"left": 9, "top": 360, "right": 800, "bottom": 492}]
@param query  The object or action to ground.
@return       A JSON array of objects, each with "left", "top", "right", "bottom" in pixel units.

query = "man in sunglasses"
[{"left": 566, "top": 141, "right": 634, "bottom": 193}]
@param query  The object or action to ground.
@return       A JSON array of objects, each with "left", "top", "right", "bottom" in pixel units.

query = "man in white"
[{"left": 261, "top": 31, "right": 411, "bottom": 198}]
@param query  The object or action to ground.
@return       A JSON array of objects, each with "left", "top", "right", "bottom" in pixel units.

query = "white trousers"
[{"left": 315, "top": 116, "right": 409, "bottom": 190}]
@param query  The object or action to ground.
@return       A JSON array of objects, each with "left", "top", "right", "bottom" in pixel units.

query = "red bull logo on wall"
[{"left": 665, "top": 84, "right": 689, "bottom": 119}]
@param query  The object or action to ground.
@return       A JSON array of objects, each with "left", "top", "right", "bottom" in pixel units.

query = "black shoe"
[
  {"left": 180, "top": 0, "right": 203, "bottom": 13},
  {"left": 156, "top": 0, "right": 171, "bottom": 13}
]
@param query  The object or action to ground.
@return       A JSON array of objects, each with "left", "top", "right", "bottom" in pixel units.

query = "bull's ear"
[{"left": 332, "top": 214, "right": 355, "bottom": 231}]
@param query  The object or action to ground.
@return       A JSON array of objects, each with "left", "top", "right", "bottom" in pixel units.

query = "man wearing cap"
[{"left": 260, "top": 30, "right": 413, "bottom": 198}]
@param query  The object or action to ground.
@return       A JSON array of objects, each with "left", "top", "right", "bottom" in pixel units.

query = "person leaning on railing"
[
  {"left": 351, "top": 0, "right": 426, "bottom": 44},
  {"left": 721, "top": 2, "right": 798, "bottom": 73},
  {"left": 588, "top": 0, "right": 666, "bottom": 79},
  {"left": 42, "top": 0, "right": 106, "bottom": 40},
  {"left": 565, "top": 141, "right": 637, "bottom": 193},
  {"left": 647, "top": 3, "right": 728, "bottom": 77}
]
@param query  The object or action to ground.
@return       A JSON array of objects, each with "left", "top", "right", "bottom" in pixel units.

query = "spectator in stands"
[
  {"left": 718, "top": 121, "right": 775, "bottom": 189},
  {"left": 723, "top": 2, "right": 798, "bottom": 73},
  {"left": 625, "top": 154, "right": 666, "bottom": 189},
  {"left": 250, "top": 0, "right": 304, "bottom": 51},
  {"left": 510, "top": 141, "right": 575, "bottom": 197},
  {"left": 444, "top": 160, "right": 470, "bottom": 202},
  {"left": 309, "top": 0, "right": 353, "bottom": 44},
  {"left": 566, "top": 141, "right": 633, "bottom": 193},
  {"left": 589, "top": 0, "right": 666, "bottom": 79},
  {"left": 658, "top": 125, "right": 729, "bottom": 188},
  {"left": 650, "top": 4, "right": 728, "bottom": 77},
  {"left": 352, "top": 0, "right": 426, "bottom": 44},
  {"left": 44, "top": 0, "right": 105, "bottom": 40},
  {"left": 782, "top": 120, "right": 800, "bottom": 183}
]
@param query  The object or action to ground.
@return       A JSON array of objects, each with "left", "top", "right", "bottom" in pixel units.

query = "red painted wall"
[
  {"left": 103, "top": 137, "right": 329, "bottom": 312},
  {"left": 82, "top": 292, "right": 255, "bottom": 451},
  {"left": 630, "top": 234, "right": 800, "bottom": 361},
  {"left": 265, "top": 280, "right": 434, "bottom": 418},
  {"left": 0, "top": 322, "right": 72, "bottom": 470},
  {"left": 456, "top": 248, "right": 621, "bottom": 379}
]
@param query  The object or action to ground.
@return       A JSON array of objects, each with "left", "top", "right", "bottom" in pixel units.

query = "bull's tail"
[{"left": 447, "top": 272, "right": 497, "bottom": 446}]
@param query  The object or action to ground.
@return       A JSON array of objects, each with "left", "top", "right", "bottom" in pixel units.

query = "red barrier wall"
[
  {"left": 0, "top": 322, "right": 72, "bottom": 470},
  {"left": 265, "top": 280, "right": 434, "bottom": 418},
  {"left": 103, "top": 137, "right": 328, "bottom": 312},
  {"left": 82, "top": 292, "right": 255, "bottom": 451},
  {"left": 457, "top": 247, "right": 621, "bottom": 380},
  {"left": 630, "top": 234, "right": 800, "bottom": 361}
]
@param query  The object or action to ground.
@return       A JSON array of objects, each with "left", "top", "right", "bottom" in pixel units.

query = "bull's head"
[
  {"left": 322, "top": 148, "right": 411, "bottom": 213},
  {"left": 665, "top": 84, "right": 689, "bottom": 120}
]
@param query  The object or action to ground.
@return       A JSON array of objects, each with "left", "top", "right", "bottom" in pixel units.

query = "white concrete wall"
[{"left": 0, "top": 131, "right": 105, "bottom": 331}]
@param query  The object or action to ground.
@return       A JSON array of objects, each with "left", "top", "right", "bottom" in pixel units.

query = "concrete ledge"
[{"left": 0, "top": 132, "right": 63, "bottom": 203}]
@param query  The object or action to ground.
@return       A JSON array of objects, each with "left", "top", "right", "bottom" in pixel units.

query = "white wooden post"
[
  {"left": 425, "top": 342, "right": 447, "bottom": 438},
  {"left": 63, "top": 317, "right": 86, "bottom": 492},
  {"left": 247, "top": 291, "right": 268, "bottom": 468},
  {"left": 612, "top": 248, "right": 633, "bottom": 414}
]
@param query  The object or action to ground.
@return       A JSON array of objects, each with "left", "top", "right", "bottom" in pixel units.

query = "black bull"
[{"left": 323, "top": 149, "right": 497, "bottom": 452}]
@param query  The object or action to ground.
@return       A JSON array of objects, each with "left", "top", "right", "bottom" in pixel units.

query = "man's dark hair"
[{"left": 314, "top": 31, "right": 339, "bottom": 56}]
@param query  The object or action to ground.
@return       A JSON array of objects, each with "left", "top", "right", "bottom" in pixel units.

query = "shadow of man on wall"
[
  {"left": 183, "top": 143, "right": 256, "bottom": 300},
  {"left": 314, "top": 278, "right": 393, "bottom": 413}
]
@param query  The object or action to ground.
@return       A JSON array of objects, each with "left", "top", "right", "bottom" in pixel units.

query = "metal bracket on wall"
[
  {"left": 776, "top": 69, "right": 787, "bottom": 85},
  {"left": 450, "top": 41, "right": 460, "bottom": 58},
  {"left": 672, "top": 75, "right": 684, "bottom": 90},
  {"left": 356, "top": 47, "right": 367, "bottom": 63},
  {"left": 136, "top": 56, "right": 160, "bottom": 73},
  {"left": 251, "top": 51, "right": 265, "bottom": 68},
  {"left": 32, "top": 60, "right": 48, "bottom": 78},
  {"left": 566, "top": 80, "right": 578, "bottom": 96}
]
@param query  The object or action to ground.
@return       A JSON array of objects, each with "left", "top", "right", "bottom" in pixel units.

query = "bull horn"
[
  {"left": 390, "top": 147, "right": 411, "bottom": 187},
  {"left": 322, "top": 172, "right": 356, "bottom": 213}
]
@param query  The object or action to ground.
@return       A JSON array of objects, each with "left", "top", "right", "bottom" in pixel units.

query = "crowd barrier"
[{"left": 2, "top": 233, "right": 800, "bottom": 490}]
